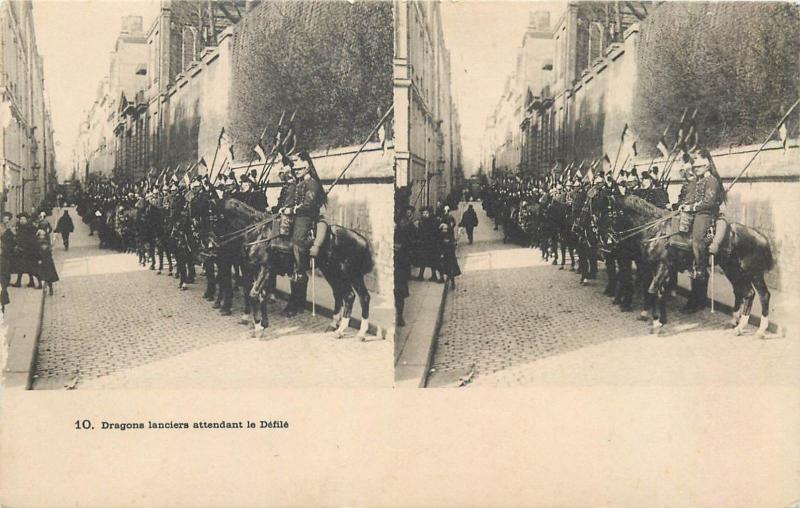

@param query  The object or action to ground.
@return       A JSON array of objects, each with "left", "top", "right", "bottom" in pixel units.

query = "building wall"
[
  {"left": 262, "top": 146, "right": 395, "bottom": 296},
  {"left": 498, "top": 6, "right": 798, "bottom": 292},
  {"left": 0, "top": 0, "right": 55, "bottom": 215},
  {"left": 640, "top": 143, "right": 800, "bottom": 293},
  {"left": 395, "top": 0, "right": 463, "bottom": 209},
  {"left": 75, "top": 1, "right": 395, "bottom": 296}
]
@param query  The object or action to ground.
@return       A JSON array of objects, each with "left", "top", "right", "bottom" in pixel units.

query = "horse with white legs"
[
  {"left": 218, "top": 199, "right": 375, "bottom": 340},
  {"left": 609, "top": 194, "right": 775, "bottom": 338}
]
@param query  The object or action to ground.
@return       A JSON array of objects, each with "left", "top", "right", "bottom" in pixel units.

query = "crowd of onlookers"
[
  {"left": 0, "top": 207, "right": 73, "bottom": 314},
  {"left": 395, "top": 192, "right": 480, "bottom": 326}
]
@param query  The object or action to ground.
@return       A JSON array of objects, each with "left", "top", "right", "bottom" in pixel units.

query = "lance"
[
  {"left": 156, "top": 165, "right": 171, "bottom": 187},
  {"left": 243, "top": 124, "right": 270, "bottom": 183},
  {"left": 611, "top": 124, "right": 628, "bottom": 177},
  {"left": 726, "top": 96, "right": 800, "bottom": 193},
  {"left": 257, "top": 110, "right": 296, "bottom": 186},
  {"left": 208, "top": 127, "right": 227, "bottom": 184},
  {"left": 327, "top": 104, "right": 395, "bottom": 194},
  {"left": 646, "top": 123, "right": 670, "bottom": 178}
]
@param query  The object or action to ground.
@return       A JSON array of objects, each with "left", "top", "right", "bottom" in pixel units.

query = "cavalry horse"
[
  {"left": 218, "top": 198, "right": 376, "bottom": 340},
  {"left": 538, "top": 192, "right": 576, "bottom": 270},
  {"left": 587, "top": 187, "right": 652, "bottom": 313},
  {"left": 594, "top": 190, "right": 774, "bottom": 337}
]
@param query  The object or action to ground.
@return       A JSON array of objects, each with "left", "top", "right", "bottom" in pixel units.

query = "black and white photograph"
[
  {"left": 0, "top": 1, "right": 798, "bottom": 506},
  {"left": 393, "top": 1, "right": 800, "bottom": 388},
  {"left": 1, "top": 0, "right": 395, "bottom": 389}
]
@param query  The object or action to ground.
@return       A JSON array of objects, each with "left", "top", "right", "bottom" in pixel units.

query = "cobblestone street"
[
  {"left": 427, "top": 203, "right": 799, "bottom": 387},
  {"left": 32, "top": 208, "right": 391, "bottom": 389}
]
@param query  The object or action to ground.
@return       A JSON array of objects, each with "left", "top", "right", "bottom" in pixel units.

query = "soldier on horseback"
[
  {"left": 678, "top": 147, "right": 724, "bottom": 312},
  {"left": 289, "top": 151, "right": 326, "bottom": 284}
]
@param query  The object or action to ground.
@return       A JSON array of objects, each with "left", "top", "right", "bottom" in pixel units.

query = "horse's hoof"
[
  {"left": 638, "top": 311, "right": 649, "bottom": 321},
  {"left": 357, "top": 334, "right": 367, "bottom": 342},
  {"left": 558, "top": 266, "right": 564, "bottom": 270},
  {"left": 733, "top": 328, "right": 743, "bottom": 336}
]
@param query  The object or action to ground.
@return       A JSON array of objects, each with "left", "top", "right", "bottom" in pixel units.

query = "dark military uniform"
[
  {"left": 688, "top": 171, "right": 722, "bottom": 277},
  {"left": 291, "top": 176, "right": 324, "bottom": 282},
  {"left": 635, "top": 187, "right": 669, "bottom": 209}
]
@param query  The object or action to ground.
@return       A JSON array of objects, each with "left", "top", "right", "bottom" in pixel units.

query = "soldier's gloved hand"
[{"left": 309, "top": 244, "right": 319, "bottom": 258}]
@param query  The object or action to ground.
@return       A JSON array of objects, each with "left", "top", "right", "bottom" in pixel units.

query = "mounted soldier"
[
  {"left": 678, "top": 147, "right": 725, "bottom": 312},
  {"left": 289, "top": 151, "right": 326, "bottom": 284},
  {"left": 634, "top": 171, "right": 669, "bottom": 209}
]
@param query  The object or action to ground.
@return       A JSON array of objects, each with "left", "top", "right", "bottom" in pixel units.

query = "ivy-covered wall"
[
  {"left": 228, "top": 1, "right": 393, "bottom": 157},
  {"left": 633, "top": 2, "right": 800, "bottom": 154}
]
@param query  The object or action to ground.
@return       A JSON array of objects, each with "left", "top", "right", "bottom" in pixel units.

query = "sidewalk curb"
[
  {"left": 272, "top": 288, "right": 388, "bottom": 340},
  {"left": 2, "top": 287, "right": 46, "bottom": 390},
  {"left": 419, "top": 281, "right": 449, "bottom": 388}
]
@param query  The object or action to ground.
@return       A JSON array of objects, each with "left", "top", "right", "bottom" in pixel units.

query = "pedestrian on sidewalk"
[
  {"left": 438, "top": 222, "right": 461, "bottom": 289},
  {"left": 11, "top": 212, "right": 41, "bottom": 289},
  {"left": 36, "top": 229, "right": 59, "bottom": 296},
  {"left": 55, "top": 210, "right": 74, "bottom": 250},
  {"left": 394, "top": 206, "right": 413, "bottom": 327},
  {"left": 36, "top": 211, "right": 52, "bottom": 237},
  {"left": 0, "top": 212, "right": 15, "bottom": 312},
  {"left": 416, "top": 207, "right": 442, "bottom": 282},
  {"left": 459, "top": 204, "right": 479, "bottom": 244}
]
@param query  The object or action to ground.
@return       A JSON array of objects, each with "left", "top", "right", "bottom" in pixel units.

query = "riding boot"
[
  {"left": 293, "top": 280, "right": 308, "bottom": 315},
  {"left": 282, "top": 281, "right": 297, "bottom": 316},
  {"left": 681, "top": 277, "right": 700, "bottom": 314},
  {"left": 695, "top": 274, "right": 709, "bottom": 311},
  {"left": 396, "top": 299, "right": 406, "bottom": 327}
]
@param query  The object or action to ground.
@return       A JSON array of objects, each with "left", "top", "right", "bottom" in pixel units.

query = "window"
[
  {"left": 588, "top": 22, "right": 604, "bottom": 64},
  {"left": 181, "top": 26, "right": 199, "bottom": 71}
]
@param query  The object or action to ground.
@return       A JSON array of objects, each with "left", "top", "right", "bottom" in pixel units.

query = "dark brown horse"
[
  {"left": 611, "top": 193, "right": 774, "bottom": 337},
  {"left": 220, "top": 199, "right": 376, "bottom": 340}
]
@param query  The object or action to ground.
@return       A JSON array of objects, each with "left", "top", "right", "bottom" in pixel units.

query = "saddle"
[
  {"left": 666, "top": 214, "right": 733, "bottom": 258},
  {"left": 666, "top": 215, "right": 692, "bottom": 252},
  {"left": 269, "top": 216, "right": 293, "bottom": 254}
]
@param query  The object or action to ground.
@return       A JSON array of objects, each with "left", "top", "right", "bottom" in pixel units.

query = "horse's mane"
[
  {"left": 621, "top": 194, "right": 668, "bottom": 222},
  {"left": 223, "top": 198, "right": 268, "bottom": 222}
]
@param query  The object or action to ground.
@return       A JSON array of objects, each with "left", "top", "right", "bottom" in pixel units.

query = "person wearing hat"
[
  {"left": 458, "top": 204, "right": 479, "bottom": 245},
  {"left": 438, "top": 221, "right": 461, "bottom": 289},
  {"left": 416, "top": 206, "right": 442, "bottom": 282},
  {"left": 679, "top": 147, "right": 724, "bottom": 310},
  {"left": 36, "top": 211, "right": 52, "bottom": 241},
  {"left": 288, "top": 152, "right": 325, "bottom": 288},
  {"left": 635, "top": 171, "right": 669, "bottom": 209},
  {"left": 36, "top": 229, "right": 59, "bottom": 295},
  {"left": 11, "top": 212, "right": 40, "bottom": 289},
  {"left": 0, "top": 211, "right": 16, "bottom": 311},
  {"left": 55, "top": 209, "right": 75, "bottom": 251}
]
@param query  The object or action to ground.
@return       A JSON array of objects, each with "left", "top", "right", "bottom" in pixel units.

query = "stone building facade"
[
  {"left": 0, "top": 0, "right": 56, "bottom": 215},
  {"left": 394, "top": 0, "right": 463, "bottom": 209},
  {"left": 484, "top": 1, "right": 799, "bottom": 292},
  {"left": 73, "top": 0, "right": 394, "bottom": 296}
]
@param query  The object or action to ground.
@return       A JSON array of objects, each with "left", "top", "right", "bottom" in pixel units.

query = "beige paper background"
[{"left": 1, "top": 386, "right": 798, "bottom": 507}]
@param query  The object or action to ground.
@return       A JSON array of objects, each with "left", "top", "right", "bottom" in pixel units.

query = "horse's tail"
[
  {"left": 330, "top": 224, "right": 373, "bottom": 276},
  {"left": 732, "top": 223, "right": 774, "bottom": 273}
]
